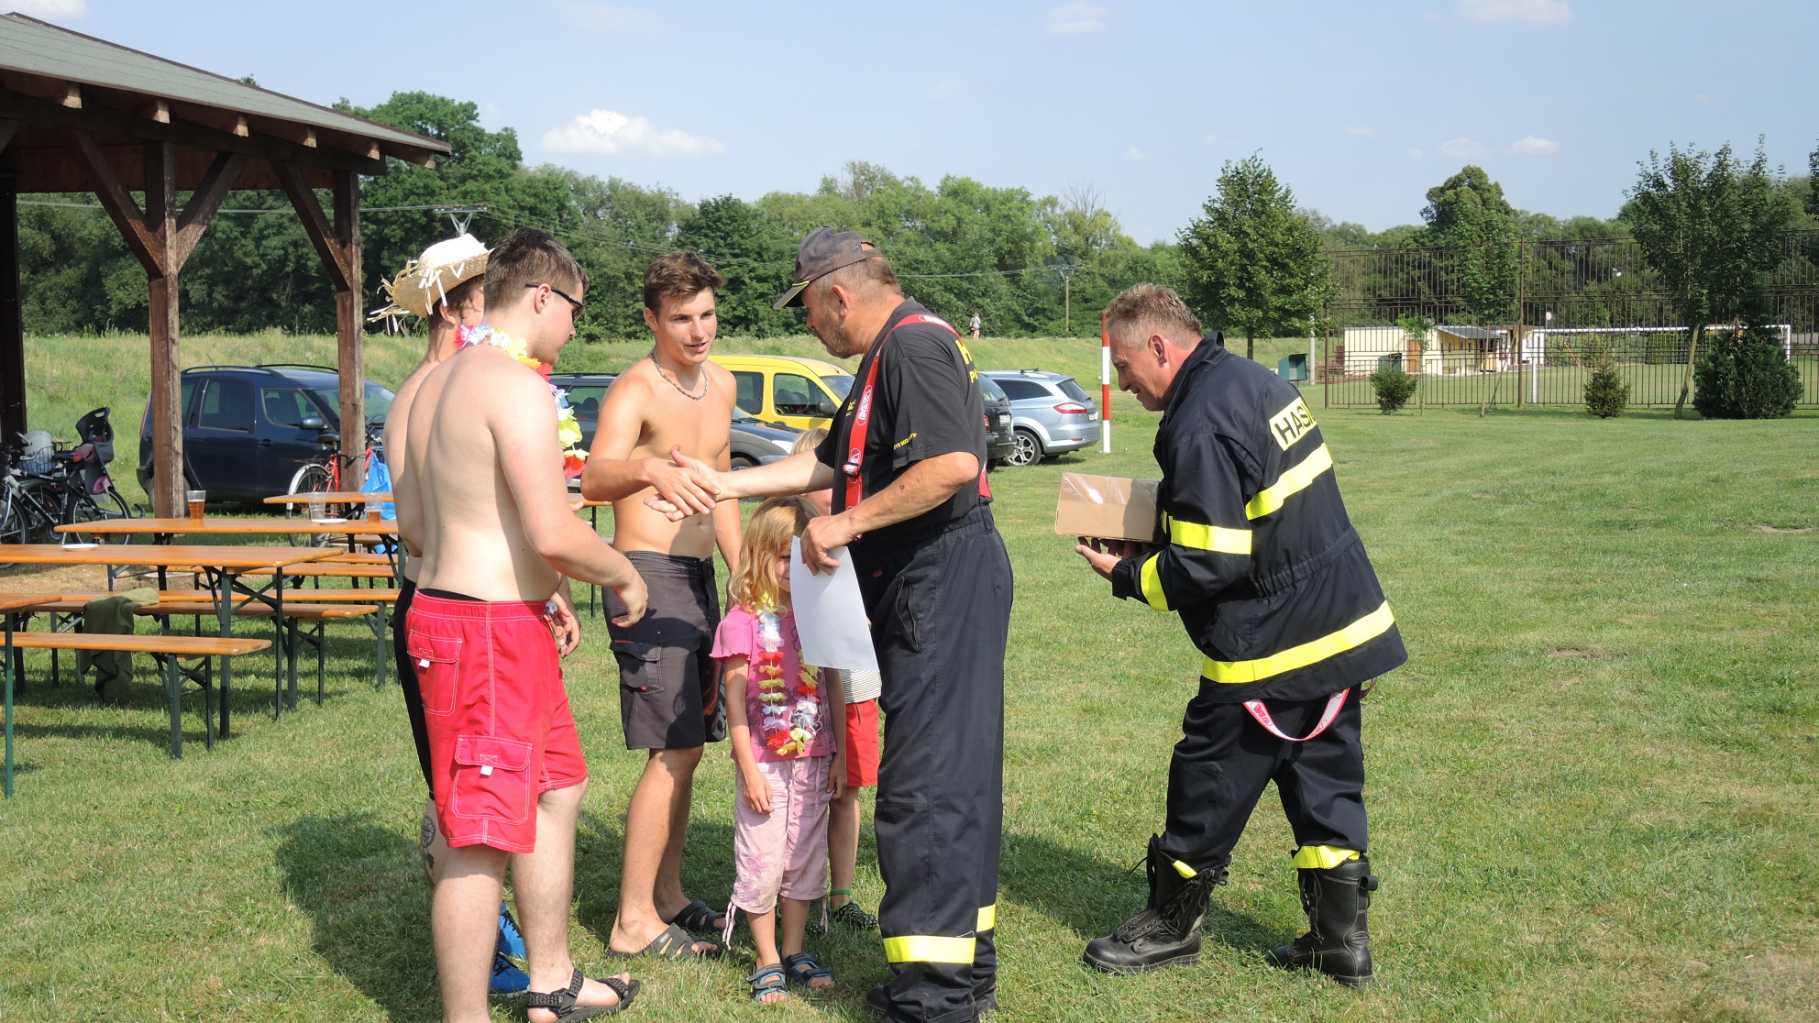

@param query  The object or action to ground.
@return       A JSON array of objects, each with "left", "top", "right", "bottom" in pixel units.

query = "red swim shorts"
[
  {"left": 406, "top": 593, "right": 586, "bottom": 854},
  {"left": 845, "top": 698, "right": 879, "bottom": 789}
]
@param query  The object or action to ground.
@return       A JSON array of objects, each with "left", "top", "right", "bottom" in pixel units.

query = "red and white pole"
[{"left": 1100, "top": 312, "right": 1113, "bottom": 454}]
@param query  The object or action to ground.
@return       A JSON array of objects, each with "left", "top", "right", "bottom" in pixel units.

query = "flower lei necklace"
[
  {"left": 458, "top": 324, "right": 588, "bottom": 478},
  {"left": 752, "top": 610, "right": 823, "bottom": 758}
]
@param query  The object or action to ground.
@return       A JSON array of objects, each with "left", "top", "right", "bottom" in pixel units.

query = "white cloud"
[
  {"left": 543, "top": 110, "right": 724, "bottom": 158},
  {"left": 559, "top": 1, "right": 667, "bottom": 32},
  {"left": 1695, "top": 93, "right": 1712, "bottom": 105},
  {"left": 1124, "top": 146, "right": 1148, "bottom": 162},
  {"left": 1344, "top": 126, "right": 1375, "bottom": 138},
  {"left": 1407, "top": 147, "right": 1425, "bottom": 160},
  {"left": 1047, "top": 2, "right": 1108, "bottom": 34},
  {"left": 1439, "top": 136, "right": 1483, "bottom": 159},
  {"left": 12, "top": 0, "right": 86, "bottom": 18},
  {"left": 1458, "top": 0, "right": 1569, "bottom": 24},
  {"left": 1202, "top": 132, "right": 1218, "bottom": 145},
  {"left": 1510, "top": 135, "right": 1559, "bottom": 156}
]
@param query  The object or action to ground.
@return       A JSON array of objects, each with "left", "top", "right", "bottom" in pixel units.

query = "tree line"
[{"left": 16, "top": 90, "right": 1818, "bottom": 351}]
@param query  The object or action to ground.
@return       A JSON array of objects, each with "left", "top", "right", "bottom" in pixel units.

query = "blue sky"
[{"left": 28, "top": 0, "right": 1819, "bottom": 243}]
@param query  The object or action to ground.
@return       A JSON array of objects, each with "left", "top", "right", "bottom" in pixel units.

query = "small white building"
[{"left": 1340, "top": 325, "right": 1442, "bottom": 376}]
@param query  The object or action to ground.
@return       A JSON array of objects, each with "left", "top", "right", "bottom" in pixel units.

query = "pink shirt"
[{"left": 711, "top": 606, "right": 833, "bottom": 763}]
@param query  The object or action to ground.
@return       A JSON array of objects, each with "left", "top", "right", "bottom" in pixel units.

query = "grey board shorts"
[{"left": 605, "top": 551, "right": 725, "bottom": 750}]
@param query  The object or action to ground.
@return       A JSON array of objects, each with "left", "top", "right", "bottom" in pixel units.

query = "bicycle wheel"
[
  {"left": 0, "top": 486, "right": 29, "bottom": 546},
  {"left": 65, "top": 487, "right": 136, "bottom": 545},
  {"left": 5, "top": 483, "right": 58, "bottom": 544},
  {"left": 284, "top": 462, "right": 334, "bottom": 515}
]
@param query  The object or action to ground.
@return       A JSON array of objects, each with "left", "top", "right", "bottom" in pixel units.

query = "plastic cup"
[
  {"left": 308, "top": 496, "right": 327, "bottom": 522},
  {"left": 186, "top": 489, "right": 206, "bottom": 522}
]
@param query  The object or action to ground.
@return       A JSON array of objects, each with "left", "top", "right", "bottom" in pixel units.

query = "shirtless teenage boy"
[
  {"left": 580, "top": 252, "right": 741, "bottom": 958},
  {"left": 398, "top": 229, "right": 648, "bottom": 1022},
  {"left": 379, "top": 234, "right": 546, "bottom": 998}
]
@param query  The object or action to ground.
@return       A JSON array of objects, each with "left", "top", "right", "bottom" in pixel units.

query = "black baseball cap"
[{"left": 774, "top": 227, "right": 876, "bottom": 309}]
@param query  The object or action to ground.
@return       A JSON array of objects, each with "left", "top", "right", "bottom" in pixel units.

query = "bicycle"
[
  {"left": 1, "top": 407, "right": 136, "bottom": 547},
  {"left": 282, "top": 418, "right": 385, "bottom": 514}
]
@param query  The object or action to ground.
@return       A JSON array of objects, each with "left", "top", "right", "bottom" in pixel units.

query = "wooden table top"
[
  {"left": 261, "top": 491, "right": 391, "bottom": 505},
  {"left": 0, "top": 544, "right": 342, "bottom": 570},
  {"left": 0, "top": 594, "right": 39, "bottom": 614},
  {"left": 7, "top": 632, "right": 270, "bottom": 657},
  {"left": 55, "top": 517, "right": 398, "bottom": 537}
]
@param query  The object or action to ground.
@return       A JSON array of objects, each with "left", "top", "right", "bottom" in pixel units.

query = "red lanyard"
[{"left": 841, "top": 313, "right": 991, "bottom": 511}]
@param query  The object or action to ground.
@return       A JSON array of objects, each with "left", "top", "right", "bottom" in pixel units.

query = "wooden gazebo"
[{"left": 0, "top": 14, "right": 449, "bottom": 515}]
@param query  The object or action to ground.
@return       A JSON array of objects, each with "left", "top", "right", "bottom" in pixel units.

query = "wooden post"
[
  {"left": 332, "top": 170, "right": 363, "bottom": 488},
  {"left": 0, "top": 168, "right": 23, "bottom": 445},
  {"left": 144, "top": 140, "right": 182, "bottom": 517}
]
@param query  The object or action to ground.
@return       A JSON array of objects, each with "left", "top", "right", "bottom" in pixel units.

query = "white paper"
[{"left": 788, "top": 537, "right": 879, "bottom": 673}]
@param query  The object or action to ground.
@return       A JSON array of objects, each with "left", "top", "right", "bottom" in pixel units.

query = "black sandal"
[
  {"left": 782, "top": 950, "right": 833, "bottom": 991},
  {"left": 668, "top": 898, "right": 726, "bottom": 935},
  {"left": 748, "top": 963, "right": 789, "bottom": 1004},
  {"left": 607, "top": 921, "right": 723, "bottom": 960},
  {"left": 525, "top": 968, "right": 639, "bottom": 1020}
]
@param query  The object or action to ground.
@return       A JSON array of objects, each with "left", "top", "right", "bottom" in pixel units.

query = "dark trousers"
[
  {"left": 392, "top": 578, "right": 434, "bottom": 792},
  {"left": 862, "top": 510, "right": 1011, "bottom": 1023},
  {"left": 1161, "top": 685, "right": 1368, "bottom": 874}
]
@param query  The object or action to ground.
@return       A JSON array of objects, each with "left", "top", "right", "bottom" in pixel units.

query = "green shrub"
[
  {"left": 1584, "top": 347, "right": 1630, "bottom": 418},
  {"left": 1693, "top": 326, "right": 1801, "bottom": 419},
  {"left": 1368, "top": 365, "right": 1418, "bottom": 413}
]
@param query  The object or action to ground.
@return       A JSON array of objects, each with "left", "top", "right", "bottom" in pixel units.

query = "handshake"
[{"left": 642, "top": 448, "right": 730, "bottom": 521}]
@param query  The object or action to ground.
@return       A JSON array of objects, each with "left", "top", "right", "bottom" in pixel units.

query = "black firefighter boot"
[
  {"left": 1268, "top": 856, "right": 1378, "bottom": 986},
  {"left": 1082, "top": 835, "right": 1219, "bottom": 974}
]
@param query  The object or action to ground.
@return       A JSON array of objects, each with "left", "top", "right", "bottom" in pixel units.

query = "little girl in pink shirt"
[{"left": 712, "top": 497, "right": 845, "bottom": 1003}]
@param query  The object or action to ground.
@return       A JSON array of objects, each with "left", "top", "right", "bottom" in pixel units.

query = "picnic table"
[
  {"left": 1, "top": 544, "right": 341, "bottom": 739},
  {"left": 261, "top": 490, "right": 392, "bottom": 507},
  {"left": 55, "top": 516, "right": 403, "bottom": 580}
]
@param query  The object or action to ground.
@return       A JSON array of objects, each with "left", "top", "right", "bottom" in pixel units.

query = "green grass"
[{"left": 5, "top": 333, "right": 1819, "bottom": 1021}]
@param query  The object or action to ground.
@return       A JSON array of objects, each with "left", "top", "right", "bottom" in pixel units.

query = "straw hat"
[{"left": 370, "top": 233, "right": 490, "bottom": 329}]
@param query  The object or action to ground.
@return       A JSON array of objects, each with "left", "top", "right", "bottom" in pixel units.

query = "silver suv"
[{"left": 980, "top": 369, "right": 1101, "bottom": 466}]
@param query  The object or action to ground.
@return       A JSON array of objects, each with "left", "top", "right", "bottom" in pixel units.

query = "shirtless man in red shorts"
[{"left": 398, "top": 228, "right": 648, "bottom": 1022}]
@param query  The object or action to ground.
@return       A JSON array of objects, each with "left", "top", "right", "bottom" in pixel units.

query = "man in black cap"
[{"left": 665, "top": 228, "right": 1010, "bottom": 1022}]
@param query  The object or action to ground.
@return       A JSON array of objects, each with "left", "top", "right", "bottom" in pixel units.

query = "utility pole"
[{"left": 436, "top": 204, "right": 486, "bottom": 235}]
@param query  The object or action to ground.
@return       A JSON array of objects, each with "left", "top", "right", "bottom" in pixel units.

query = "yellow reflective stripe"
[
  {"left": 976, "top": 904, "right": 996, "bottom": 932},
  {"left": 1139, "top": 553, "right": 1170, "bottom": 611},
  {"left": 1292, "top": 845, "right": 1361, "bottom": 869},
  {"left": 1202, "top": 601, "right": 1395, "bottom": 684},
  {"left": 1172, "top": 859, "right": 1198, "bottom": 879},
  {"left": 883, "top": 935, "right": 977, "bottom": 964},
  {"left": 1245, "top": 443, "right": 1334, "bottom": 520},
  {"left": 1163, "top": 513, "right": 1252, "bottom": 555}
]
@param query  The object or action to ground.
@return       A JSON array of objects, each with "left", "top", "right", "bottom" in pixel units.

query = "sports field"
[{"left": 3, "top": 332, "right": 1816, "bottom": 1021}]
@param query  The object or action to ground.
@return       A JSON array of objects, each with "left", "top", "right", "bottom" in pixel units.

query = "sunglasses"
[{"left": 526, "top": 282, "right": 585, "bottom": 320}]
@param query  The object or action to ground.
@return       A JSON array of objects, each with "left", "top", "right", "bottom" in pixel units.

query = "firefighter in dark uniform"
[
  {"left": 673, "top": 229, "right": 1011, "bottom": 1022},
  {"left": 1075, "top": 284, "right": 1406, "bottom": 986}
]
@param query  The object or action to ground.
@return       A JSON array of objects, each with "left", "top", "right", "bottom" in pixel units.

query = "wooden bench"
[
  {"left": 4, "top": 631, "right": 270, "bottom": 763},
  {"left": 14, "top": 591, "right": 391, "bottom": 708}
]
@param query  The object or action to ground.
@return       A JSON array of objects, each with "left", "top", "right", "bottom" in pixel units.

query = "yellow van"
[{"left": 709, "top": 354, "right": 856, "bottom": 431}]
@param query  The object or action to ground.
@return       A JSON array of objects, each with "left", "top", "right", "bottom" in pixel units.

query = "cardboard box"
[{"left": 1054, "top": 472, "right": 1162, "bottom": 542}]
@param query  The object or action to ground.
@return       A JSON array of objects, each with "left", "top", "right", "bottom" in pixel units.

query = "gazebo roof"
[{"left": 0, "top": 13, "right": 448, "bottom": 191}]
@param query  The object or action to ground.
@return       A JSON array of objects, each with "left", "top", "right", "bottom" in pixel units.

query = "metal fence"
[
  {"left": 1322, "top": 327, "right": 1819, "bottom": 408},
  {"left": 1319, "top": 232, "right": 1819, "bottom": 409}
]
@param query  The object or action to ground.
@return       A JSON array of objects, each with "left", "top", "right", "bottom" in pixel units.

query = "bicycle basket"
[
  {"left": 75, "top": 407, "right": 115, "bottom": 465},
  {"left": 20, "top": 429, "right": 55, "bottom": 474}
]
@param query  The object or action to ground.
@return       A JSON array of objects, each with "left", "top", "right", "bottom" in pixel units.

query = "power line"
[
  {"left": 16, "top": 199, "right": 477, "bottom": 215},
  {"left": 21, "top": 198, "right": 1106, "bottom": 286}
]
